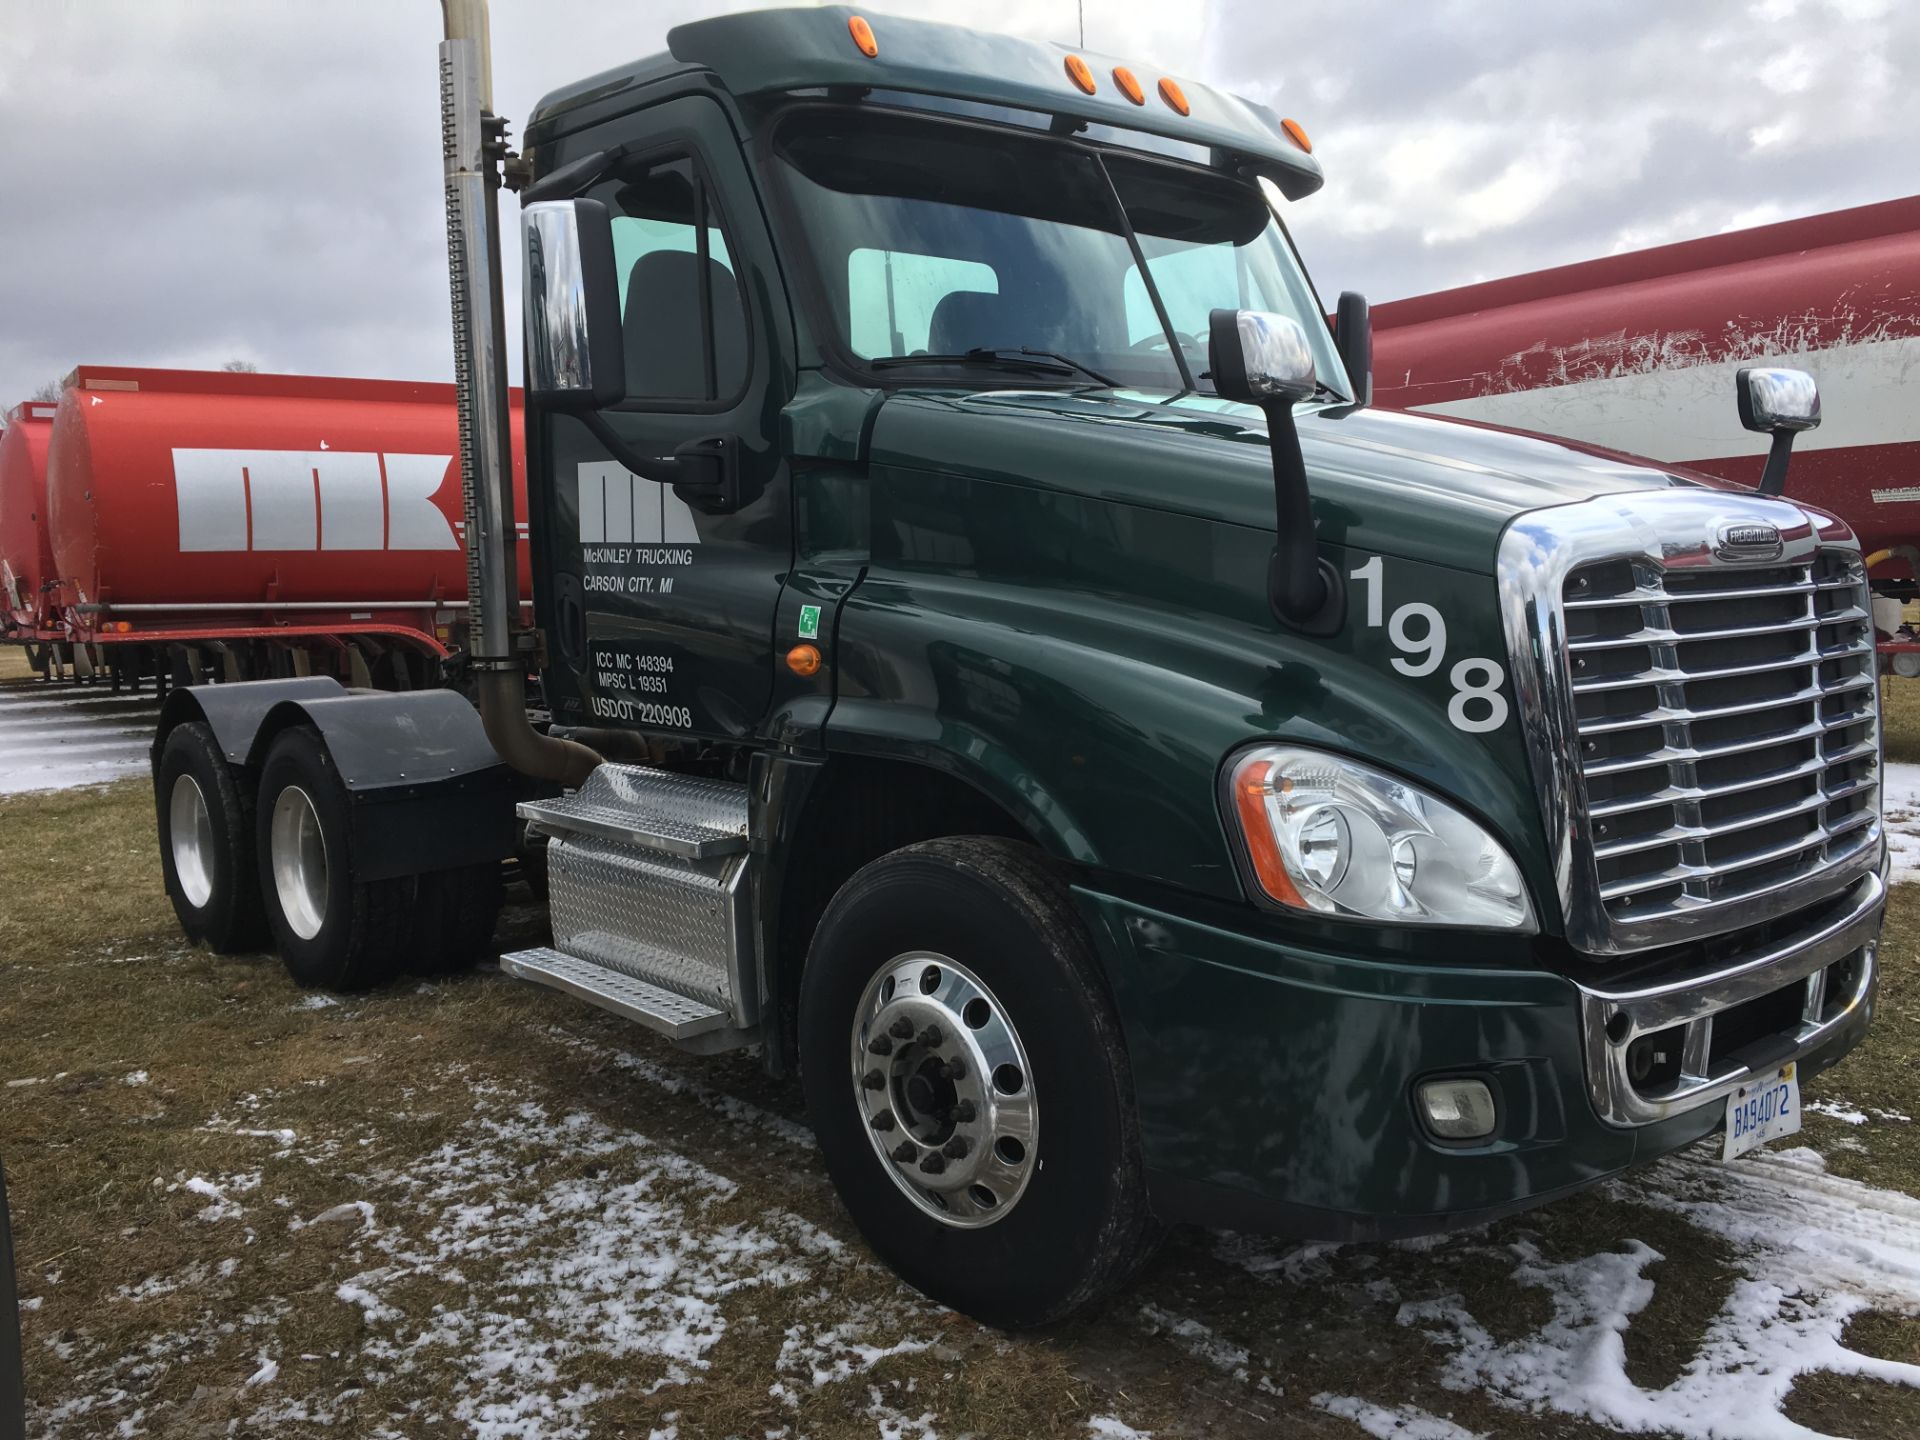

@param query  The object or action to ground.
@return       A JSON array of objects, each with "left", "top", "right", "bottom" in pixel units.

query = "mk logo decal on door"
[
  {"left": 576, "top": 461, "right": 701, "bottom": 545},
  {"left": 172, "top": 449, "right": 459, "bottom": 553}
]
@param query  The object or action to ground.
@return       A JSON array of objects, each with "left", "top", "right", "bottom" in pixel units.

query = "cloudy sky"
[{"left": 0, "top": 0, "right": 1911, "bottom": 404}]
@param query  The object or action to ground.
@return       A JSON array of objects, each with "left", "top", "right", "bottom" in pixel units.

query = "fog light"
[{"left": 1416, "top": 1078, "right": 1496, "bottom": 1140}]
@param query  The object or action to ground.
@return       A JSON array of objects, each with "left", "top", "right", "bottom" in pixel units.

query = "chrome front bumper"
[{"left": 1576, "top": 866, "right": 1884, "bottom": 1127}]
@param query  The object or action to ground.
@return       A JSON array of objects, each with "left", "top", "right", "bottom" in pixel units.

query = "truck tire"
[
  {"left": 406, "top": 864, "right": 504, "bottom": 975},
  {"left": 798, "top": 836, "right": 1158, "bottom": 1328},
  {"left": 254, "top": 725, "right": 411, "bottom": 991},
  {"left": 0, "top": 1159, "right": 24, "bottom": 1440},
  {"left": 155, "top": 721, "right": 268, "bottom": 954}
]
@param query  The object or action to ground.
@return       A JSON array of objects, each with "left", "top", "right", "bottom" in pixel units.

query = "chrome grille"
[{"left": 1500, "top": 491, "right": 1883, "bottom": 955}]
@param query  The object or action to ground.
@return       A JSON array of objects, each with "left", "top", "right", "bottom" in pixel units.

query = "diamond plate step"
[
  {"left": 499, "top": 946, "right": 730, "bottom": 1040},
  {"left": 519, "top": 763, "right": 749, "bottom": 859}
]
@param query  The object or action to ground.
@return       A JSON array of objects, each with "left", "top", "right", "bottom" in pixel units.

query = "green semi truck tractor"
[{"left": 150, "top": 3, "right": 1884, "bottom": 1326}]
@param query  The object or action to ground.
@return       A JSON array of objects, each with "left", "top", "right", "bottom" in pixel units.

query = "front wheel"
[{"left": 799, "top": 837, "right": 1158, "bottom": 1328}]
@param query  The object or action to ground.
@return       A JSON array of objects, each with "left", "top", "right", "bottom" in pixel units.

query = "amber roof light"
[
  {"left": 1112, "top": 66, "right": 1145, "bottom": 105},
  {"left": 1281, "top": 117, "right": 1312, "bottom": 153},
  {"left": 1157, "top": 77, "right": 1189, "bottom": 115},
  {"left": 1064, "top": 54, "right": 1097, "bottom": 94},
  {"left": 847, "top": 14, "right": 878, "bottom": 58}
]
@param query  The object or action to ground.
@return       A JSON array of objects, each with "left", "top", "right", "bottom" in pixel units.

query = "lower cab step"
[{"left": 500, "top": 946, "right": 731, "bottom": 1041}]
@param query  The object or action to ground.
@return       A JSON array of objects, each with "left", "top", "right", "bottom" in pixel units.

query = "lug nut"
[
  {"left": 862, "top": 1069, "right": 885, "bottom": 1090},
  {"left": 871, "top": 1111, "right": 897, "bottom": 1132},
  {"left": 892, "top": 1141, "right": 916, "bottom": 1163},
  {"left": 889, "top": 1017, "right": 915, "bottom": 1040},
  {"left": 869, "top": 1034, "right": 894, "bottom": 1056},
  {"left": 943, "top": 1057, "right": 967, "bottom": 1081},
  {"left": 954, "top": 1100, "right": 977, "bottom": 1123},
  {"left": 918, "top": 1153, "right": 947, "bottom": 1175},
  {"left": 918, "top": 1024, "right": 944, "bottom": 1048},
  {"left": 942, "top": 1136, "right": 970, "bottom": 1160}
]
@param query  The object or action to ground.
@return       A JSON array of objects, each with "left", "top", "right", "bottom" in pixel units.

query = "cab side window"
[{"left": 606, "top": 155, "right": 749, "bottom": 403}]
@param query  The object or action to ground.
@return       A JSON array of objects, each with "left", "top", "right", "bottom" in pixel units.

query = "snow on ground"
[
  {"left": 34, "top": 1063, "right": 948, "bottom": 1439},
  {"left": 1394, "top": 1149, "right": 1920, "bottom": 1440},
  {"left": 0, "top": 682, "right": 158, "bottom": 795},
  {"left": 1883, "top": 761, "right": 1920, "bottom": 886},
  {"left": 1310, "top": 1394, "right": 1485, "bottom": 1440}
]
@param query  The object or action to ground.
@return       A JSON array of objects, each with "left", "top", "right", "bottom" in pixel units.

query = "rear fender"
[{"left": 155, "top": 679, "right": 514, "bottom": 881}]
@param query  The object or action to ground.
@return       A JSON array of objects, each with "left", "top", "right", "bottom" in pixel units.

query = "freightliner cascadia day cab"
[{"left": 148, "top": 4, "right": 1885, "bottom": 1326}]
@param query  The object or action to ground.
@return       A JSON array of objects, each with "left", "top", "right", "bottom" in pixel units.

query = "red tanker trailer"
[
  {"left": 0, "top": 401, "right": 59, "bottom": 649},
  {"left": 42, "top": 366, "right": 529, "bottom": 689},
  {"left": 1369, "top": 194, "right": 1920, "bottom": 665}
]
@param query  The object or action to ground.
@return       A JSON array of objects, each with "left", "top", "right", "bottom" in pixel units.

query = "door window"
[{"left": 605, "top": 155, "right": 749, "bottom": 403}]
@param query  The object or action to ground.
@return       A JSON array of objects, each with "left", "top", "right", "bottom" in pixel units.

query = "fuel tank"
[
  {"left": 0, "top": 401, "right": 57, "bottom": 633},
  {"left": 1370, "top": 195, "right": 1920, "bottom": 573},
  {"left": 45, "top": 366, "right": 528, "bottom": 609}
]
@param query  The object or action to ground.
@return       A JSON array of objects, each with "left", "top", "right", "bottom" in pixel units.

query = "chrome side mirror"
[
  {"left": 522, "top": 198, "right": 625, "bottom": 410},
  {"left": 1736, "top": 367, "right": 1820, "bottom": 496},
  {"left": 1208, "top": 309, "right": 1318, "bottom": 404},
  {"left": 1208, "top": 308, "right": 1341, "bottom": 634}
]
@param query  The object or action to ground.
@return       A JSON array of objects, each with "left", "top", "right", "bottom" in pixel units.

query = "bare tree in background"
[{"left": 23, "top": 359, "right": 256, "bottom": 403}]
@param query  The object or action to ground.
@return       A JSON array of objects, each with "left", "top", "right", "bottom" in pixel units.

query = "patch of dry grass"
[{"left": 1, "top": 768, "right": 1918, "bottom": 1438}]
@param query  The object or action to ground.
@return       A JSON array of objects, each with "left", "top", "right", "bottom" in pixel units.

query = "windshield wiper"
[{"left": 870, "top": 347, "right": 1118, "bottom": 388}]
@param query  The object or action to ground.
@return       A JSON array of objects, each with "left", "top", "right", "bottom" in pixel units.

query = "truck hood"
[{"left": 868, "top": 388, "right": 1736, "bottom": 573}]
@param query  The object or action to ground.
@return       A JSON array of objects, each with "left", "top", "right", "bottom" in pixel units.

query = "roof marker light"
[
  {"left": 1281, "top": 117, "right": 1312, "bottom": 153},
  {"left": 1112, "top": 66, "right": 1145, "bottom": 105},
  {"left": 848, "top": 15, "right": 878, "bottom": 58},
  {"left": 1064, "top": 54, "right": 1097, "bottom": 94},
  {"left": 1157, "top": 77, "right": 1190, "bottom": 115}
]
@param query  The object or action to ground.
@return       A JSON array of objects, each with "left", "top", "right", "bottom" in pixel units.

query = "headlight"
[{"left": 1226, "top": 745, "right": 1535, "bottom": 931}]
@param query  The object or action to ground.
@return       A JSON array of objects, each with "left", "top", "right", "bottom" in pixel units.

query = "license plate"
[{"left": 1723, "top": 1063, "right": 1800, "bottom": 1161}]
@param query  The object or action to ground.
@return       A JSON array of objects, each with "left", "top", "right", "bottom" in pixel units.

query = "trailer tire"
[
  {"left": 798, "top": 836, "right": 1158, "bottom": 1329},
  {"left": 255, "top": 725, "right": 410, "bottom": 991},
  {"left": 406, "top": 864, "right": 504, "bottom": 975},
  {"left": 156, "top": 721, "right": 269, "bottom": 954}
]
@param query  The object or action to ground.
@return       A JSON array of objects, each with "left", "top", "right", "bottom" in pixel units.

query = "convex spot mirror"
[
  {"left": 1737, "top": 367, "right": 1820, "bottom": 434},
  {"left": 522, "top": 198, "right": 626, "bottom": 410},
  {"left": 1208, "top": 309, "right": 1317, "bottom": 404}
]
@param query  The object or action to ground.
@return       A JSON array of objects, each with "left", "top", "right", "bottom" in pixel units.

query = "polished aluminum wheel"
[
  {"left": 269, "top": 786, "right": 329, "bottom": 941},
  {"left": 851, "top": 951, "right": 1037, "bottom": 1229},
  {"left": 168, "top": 773, "right": 216, "bottom": 909}
]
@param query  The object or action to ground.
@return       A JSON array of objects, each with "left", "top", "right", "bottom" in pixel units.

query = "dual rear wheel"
[{"left": 156, "top": 722, "right": 501, "bottom": 987}]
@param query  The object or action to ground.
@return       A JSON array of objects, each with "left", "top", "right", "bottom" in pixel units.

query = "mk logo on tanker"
[{"left": 171, "top": 447, "right": 459, "bottom": 553}]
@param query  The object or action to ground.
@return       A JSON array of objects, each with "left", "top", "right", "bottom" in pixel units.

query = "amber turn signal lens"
[
  {"left": 1157, "top": 76, "right": 1189, "bottom": 115},
  {"left": 1281, "top": 117, "right": 1312, "bottom": 153},
  {"left": 1064, "top": 54, "right": 1097, "bottom": 94},
  {"left": 1232, "top": 758, "right": 1307, "bottom": 908},
  {"left": 787, "top": 643, "right": 823, "bottom": 677},
  {"left": 1112, "top": 65, "right": 1145, "bottom": 105},
  {"left": 847, "top": 14, "right": 878, "bottom": 58}
]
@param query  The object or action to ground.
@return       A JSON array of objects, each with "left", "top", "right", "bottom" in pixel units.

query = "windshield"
[{"left": 770, "top": 108, "right": 1347, "bottom": 398}]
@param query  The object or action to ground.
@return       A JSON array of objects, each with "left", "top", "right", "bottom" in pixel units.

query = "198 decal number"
[{"left": 1349, "top": 557, "right": 1509, "bottom": 734}]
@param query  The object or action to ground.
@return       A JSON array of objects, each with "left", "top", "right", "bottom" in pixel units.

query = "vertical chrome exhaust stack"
[{"left": 438, "top": 0, "right": 599, "bottom": 787}]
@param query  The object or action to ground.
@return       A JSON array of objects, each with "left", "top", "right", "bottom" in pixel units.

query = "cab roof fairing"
[{"left": 525, "top": 6, "right": 1324, "bottom": 201}]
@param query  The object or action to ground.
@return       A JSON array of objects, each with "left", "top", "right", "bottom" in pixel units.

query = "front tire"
[
  {"left": 155, "top": 722, "right": 267, "bottom": 953},
  {"left": 254, "top": 726, "right": 411, "bottom": 991},
  {"left": 798, "top": 836, "right": 1158, "bottom": 1328}
]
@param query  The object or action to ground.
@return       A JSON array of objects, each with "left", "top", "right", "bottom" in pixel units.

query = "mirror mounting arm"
[
  {"left": 1259, "top": 399, "right": 1344, "bottom": 634},
  {"left": 578, "top": 411, "right": 743, "bottom": 513},
  {"left": 1756, "top": 430, "right": 1795, "bottom": 498}
]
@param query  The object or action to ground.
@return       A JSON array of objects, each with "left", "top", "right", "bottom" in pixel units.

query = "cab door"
[{"left": 536, "top": 94, "right": 793, "bottom": 743}]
